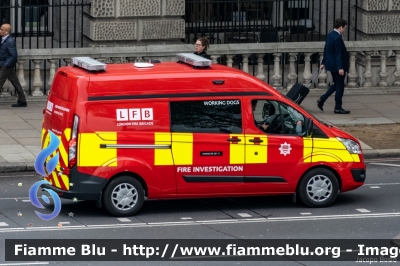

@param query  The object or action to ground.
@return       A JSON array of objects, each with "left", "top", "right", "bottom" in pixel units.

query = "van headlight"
[{"left": 337, "top": 137, "right": 362, "bottom": 154}]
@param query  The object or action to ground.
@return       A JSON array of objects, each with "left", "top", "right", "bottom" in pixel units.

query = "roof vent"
[
  {"left": 176, "top": 53, "right": 212, "bottom": 68},
  {"left": 72, "top": 57, "right": 106, "bottom": 72}
]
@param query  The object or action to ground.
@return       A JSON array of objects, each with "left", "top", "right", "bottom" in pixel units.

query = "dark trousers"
[
  {"left": 320, "top": 71, "right": 345, "bottom": 110},
  {"left": 0, "top": 67, "right": 26, "bottom": 103}
]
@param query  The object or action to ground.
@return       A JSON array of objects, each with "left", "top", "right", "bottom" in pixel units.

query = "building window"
[
  {"left": 0, "top": 1, "right": 11, "bottom": 24},
  {"left": 22, "top": 0, "right": 49, "bottom": 33},
  {"left": 170, "top": 99, "right": 242, "bottom": 134},
  {"left": 284, "top": 0, "right": 309, "bottom": 21}
]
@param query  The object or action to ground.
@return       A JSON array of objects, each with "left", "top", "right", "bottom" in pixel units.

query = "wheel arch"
[
  {"left": 296, "top": 164, "right": 342, "bottom": 194},
  {"left": 104, "top": 171, "right": 148, "bottom": 197}
]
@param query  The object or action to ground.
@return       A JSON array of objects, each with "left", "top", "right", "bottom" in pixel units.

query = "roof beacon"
[
  {"left": 176, "top": 53, "right": 212, "bottom": 68},
  {"left": 72, "top": 57, "right": 107, "bottom": 72}
]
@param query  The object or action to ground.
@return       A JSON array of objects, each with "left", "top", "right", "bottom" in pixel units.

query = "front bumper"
[{"left": 351, "top": 168, "right": 366, "bottom": 182}]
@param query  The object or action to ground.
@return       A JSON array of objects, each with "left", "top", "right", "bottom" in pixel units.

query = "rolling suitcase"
[{"left": 286, "top": 70, "right": 320, "bottom": 105}]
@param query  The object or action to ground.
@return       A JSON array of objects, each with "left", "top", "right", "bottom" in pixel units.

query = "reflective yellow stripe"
[
  {"left": 43, "top": 132, "right": 50, "bottom": 149},
  {"left": 314, "top": 138, "right": 347, "bottom": 149},
  {"left": 352, "top": 154, "right": 361, "bottom": 162},
  {"left": 154, "top": 132, "right": 173, "bottom": 165},
  {"left": 64, "top": 128, "right": 71, "bottom": 141},
  {"left": 58, "top": 139, "right": 68, "bottom": 166},
  {"left": 171, "top": 133, "right": 193, "bottom": 165},
  {"left": 60, "top": 174, "right": 69, "bottom": 190},
  {"left": 78, "top": 132, "right": 117, "bottom": 167},
  {"left": 229, "top": 134, "right": 245, "bottom": 164},
  {"left": 244, "top": 134, "right": 267, "bottom": 164},
  {"left": 312, "top": 138, "right": 355, "bottom": 162},
  {"left": 41, "top": 128, "right": 46, "bottom": 146},
  {"left": 303, "top": 138, "right": 313, "bottom": 162},
  {"left": 51, "top": 171, "right": 60, "bottom": 188}
]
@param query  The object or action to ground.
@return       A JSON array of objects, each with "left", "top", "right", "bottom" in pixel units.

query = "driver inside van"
[{"left": 252, "top": 100, "right": 269, "bottom": 132}]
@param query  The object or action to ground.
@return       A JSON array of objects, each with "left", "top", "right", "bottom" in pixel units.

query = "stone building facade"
[
  {"left": 79, "top": 0, "right": 400, "bottom": 47},
  {"left": 82, "top": 0, "right": 185, "bottom": 47},
  {"left": 354, "top": 0, "right": 400, "bottom": 40}
]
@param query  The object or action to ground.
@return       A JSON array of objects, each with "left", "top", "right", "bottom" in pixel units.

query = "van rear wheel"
[
  {"left": 298, "top": 168, "right": 339, "bottom": 207},
  {"left": 103, "top": 176, "right": 144, "bottom": 216}
]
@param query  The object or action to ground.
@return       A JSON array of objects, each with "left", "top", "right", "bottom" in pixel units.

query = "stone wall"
[
  {"left": 83, "top": 0, "right": 185, "bottom": 47},
  {"left": 355, "top": 0, "right": 400, "bottom": 40}
]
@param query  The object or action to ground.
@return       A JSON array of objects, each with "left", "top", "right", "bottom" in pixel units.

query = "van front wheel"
[
  {"left": 103, "top": 176, "right": 144, "bottom": 216},
  {"left": 298, "top": 169, "right": 339, "bottom": 207}
]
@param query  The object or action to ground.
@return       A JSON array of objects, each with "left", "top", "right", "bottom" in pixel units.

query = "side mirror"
[{"left": 305, "top": 118, "right": 313, "bottom": 137}]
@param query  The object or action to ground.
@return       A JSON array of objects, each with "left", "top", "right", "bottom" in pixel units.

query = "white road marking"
[
  {"left": 365, "top": 158, "right": 400, "bottom": 162},
  {"left": 300, "top": 213, "right": 312, "bottom": 215},
  {"left": 237, "top": 213, "right": 252, "bottom": 218},
  {"left": 0, "top": 222, "right": 8, "bottom": 226},
  {"left": 22, "top": 199, "right": 31, "bottom": 202},
  {"left": 0, "top": 174, "right": 38, "bottom": 178},
  {"left": 25, "top": 225, "right": 86, "bottom": 230},
  {"left": 0, "top": 263, "right": 49, "bottom": 266},
  {"left": 267, "top": 212, "right": 400, "bottom": 221},
  {"left": 117, "top": 218, "right": 131, "bottom": 222},
  {"left": 0, "top": 197, "right": 29, "bottom": 200},
  {"left": 58, "top": 222, "right": 70, "bottom": 225},
  {"left": 365, "top": 183, "right": 400, "bottom": 186},
  {"left": 356, "top": 209, "right": 371, "bottom": 213},
  {"left": 244, "top": 218, "right": 266, "bottom": 221},
  {"left": 369, "top": 163, "right": 400, "bottom": 167},
  {"left": 181, "top": 217, "right": 192, "bottom": 220},
  {"left": 2, "top": 213, "right": 400, "bottom": 233},
  {"left": 370, "top": 186, "right": 380, "bottom": 189}
]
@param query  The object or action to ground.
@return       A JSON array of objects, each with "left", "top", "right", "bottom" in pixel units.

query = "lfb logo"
[
  {"left": 116, "top": 108, "right": 153, "bottom": 121},
  {"left": 29, "top": 130, "right": 62, "bottom": 221}
]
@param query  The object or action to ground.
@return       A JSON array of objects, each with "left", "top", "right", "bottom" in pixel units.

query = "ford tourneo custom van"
[{"left": 40, "top": 55, "right": 366, "bottom": 216}]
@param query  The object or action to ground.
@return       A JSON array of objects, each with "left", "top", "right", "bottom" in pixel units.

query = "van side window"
[
  {"left": 252, "top": 100, "right": 305, "bottom": 135},
  {"left": 170, "top": 99, "right": 242, "bottom": 134}
]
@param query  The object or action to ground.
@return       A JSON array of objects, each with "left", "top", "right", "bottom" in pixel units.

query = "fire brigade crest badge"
[{"left": 279, "top": 142, "right": 292, "bottom": 156}]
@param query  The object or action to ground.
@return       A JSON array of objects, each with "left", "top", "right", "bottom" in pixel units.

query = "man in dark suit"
[
  {"left": 0, "top": 24, "right": 27, "bottom": 107},
  {"left": 317, "top": 18, "right": 350, "bottom": 114}
]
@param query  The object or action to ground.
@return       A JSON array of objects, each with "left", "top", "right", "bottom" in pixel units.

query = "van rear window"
[
  {"left": 170, "top": 100, "right": 242, "bottom": 134},
  {"left": 51, "top": 72, "right": 75, "bottom": 102}
]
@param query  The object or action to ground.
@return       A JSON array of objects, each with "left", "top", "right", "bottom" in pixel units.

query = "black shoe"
[
  {"left": 334, "top": 108, "right": 350, "bottom": 114},
  {"left": 12, "top": 102, "right": 27, "bottom": 107},
  {"left": 317, "top": 99, "right": 324, "bottom": 111}
]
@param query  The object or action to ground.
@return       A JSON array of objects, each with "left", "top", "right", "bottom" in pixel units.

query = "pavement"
[{"left": 0, "top": 92, "right": 400, "bottom": 172}]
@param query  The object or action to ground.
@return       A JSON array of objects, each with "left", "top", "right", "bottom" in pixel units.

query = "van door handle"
[
  {"left": 249, "top": 138, "right": 263, "bottom": 143},
  {"left": 227, "top": 137, "right": 241, "bottom": 142}
]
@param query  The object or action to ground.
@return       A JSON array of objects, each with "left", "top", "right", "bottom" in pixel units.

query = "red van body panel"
[{"left": 40, "top": 61, "right": 365, "bottom": 204}]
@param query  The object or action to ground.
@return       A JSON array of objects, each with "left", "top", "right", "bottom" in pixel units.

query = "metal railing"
[
  {"left": 1, "top": 41, "right": 399, "bottom": 99},
  {"left": 185, "top": 0, "right": 358, "bottom": 44},
  {"left": 0, "top": 1, "right": 90, "bottom": 95},
  {"left": 0, "top": 0, "right": 90, "bottom": 49}
]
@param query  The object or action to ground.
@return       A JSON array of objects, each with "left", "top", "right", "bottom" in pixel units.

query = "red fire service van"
[{"left": 40, "top": 55, "right": 366, "bottom": 216}]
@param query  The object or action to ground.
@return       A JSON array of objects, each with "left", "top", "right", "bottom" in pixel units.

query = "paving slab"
[
  {"left": 15, "top": 137, "right": 42, "bottom": 146},
  {"left": 3, "top": 129, "right": 41, "bottom": 138},
  {"left": 0, "top": 122, "right": 35, "bottom": 130}
]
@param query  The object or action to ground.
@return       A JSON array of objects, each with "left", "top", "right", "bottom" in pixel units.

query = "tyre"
[
  {"left": 297, "top": 168, "right": 339, "bottom": 207},
  {"left": 103, "top": 176, "right": 144, "bottom": 216}
]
